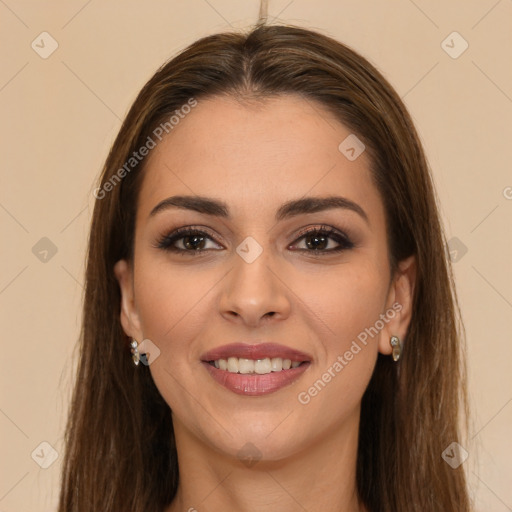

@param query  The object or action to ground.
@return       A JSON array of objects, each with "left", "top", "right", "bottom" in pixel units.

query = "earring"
[
  {"left": 390, "top": 336, "right": 402, "bottom": 362},
  {"left": 130, "top": 339, "right": 140, "bottom": 366}
]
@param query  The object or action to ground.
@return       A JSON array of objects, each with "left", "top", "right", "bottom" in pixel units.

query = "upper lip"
[{"left": 201, "top": 342, "right": 312, "bottom": 362}]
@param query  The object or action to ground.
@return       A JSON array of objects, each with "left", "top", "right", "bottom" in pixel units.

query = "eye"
[
  {"left": 154, "top": 227, "right": 223, "bottom": 255},
  {"left": 154, "top": 224, "right": 354, "bottom": 257},
  {"left": 290, "top": 225, "right": 354, "bottom": 254}
]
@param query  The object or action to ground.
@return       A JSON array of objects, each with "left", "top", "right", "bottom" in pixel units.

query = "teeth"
[
  {"left": 255, "top": 358, "right": 271, "bottom": 374},
  {"left": 210, "top": 357, "right": 304, "bottom": 374},
  {"left": 238, "top": 358, "right": 254, "bottom": 374},
  {"left": 227, "top": 357, "right": 238, "bottom": 373},
  {"left": 270, "top": 357, "right": 282, "bottom": 371}
]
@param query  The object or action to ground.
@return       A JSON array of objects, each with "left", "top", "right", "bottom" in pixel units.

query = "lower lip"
[{"left": 202, "top": 361, "right": 311, "bottom": 396}]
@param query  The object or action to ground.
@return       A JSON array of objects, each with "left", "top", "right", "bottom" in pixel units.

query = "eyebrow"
[{"left": 149, "top": 195, "right": 369, "bottom": 224}]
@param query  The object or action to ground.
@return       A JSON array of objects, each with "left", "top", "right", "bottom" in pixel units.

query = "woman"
[{"left": 58, "top": 19, "right": 472, "bottom": 512}]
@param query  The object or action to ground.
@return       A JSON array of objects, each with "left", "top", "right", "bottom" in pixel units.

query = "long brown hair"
[{"left": 58, "top": 21, "right": 472, "bottom": 512}]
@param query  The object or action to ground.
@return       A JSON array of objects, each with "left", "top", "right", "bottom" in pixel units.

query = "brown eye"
[
  {"left": 155, "top": 228, "right": 223, "bottom": 255},
  {"left": 180, "top": 233, "right": 207, "bottom": 250},
  {"left": 290, "top": 226, "right": 354, "bottom": 254},
  {"left": 303, "top": 233, "right": 330, "bottom": 250}
]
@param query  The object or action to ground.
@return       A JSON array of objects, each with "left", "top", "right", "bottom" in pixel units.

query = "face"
[{"left": 114, "top": 94, "right": 415, "bottom": 462}]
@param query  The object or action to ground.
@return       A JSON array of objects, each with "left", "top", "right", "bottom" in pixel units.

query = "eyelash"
[{"left": 153, "top": 225, "right": 355, "bottom": 257}]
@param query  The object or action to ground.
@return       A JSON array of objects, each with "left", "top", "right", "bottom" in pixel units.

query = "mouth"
[
  {"left": 200, "top": 342, "right": 312, "bottom": 396},
  {"left": 205, "top": 357, "right": 308, "bottom": 374}
]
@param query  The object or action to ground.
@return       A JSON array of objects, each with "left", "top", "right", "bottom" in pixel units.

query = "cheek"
[
  {"left": 296, "top": 261, "right": 388, "bottom": 347},
  {"left": 133, "top": 258, "right": 213, "bottom": 355},
  {"left": 292, "top": 259, "right": 387, "bottom": 398},
  {"left": 290, "top": 262, "right": 387, "bottom": 412},
  {"left": 136, "top": 246, "right": 208, "bottom": 305},
  {"left": 133, "top": 261, "right": 216, "bottom": 411}
]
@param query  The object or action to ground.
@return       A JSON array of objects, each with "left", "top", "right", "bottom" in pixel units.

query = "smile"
[
  {"left": 207, "top": 357, "right": 305, "bottom": 374},
  {"left": 200, "top": 342, "right": 312, "bottom": 395}
]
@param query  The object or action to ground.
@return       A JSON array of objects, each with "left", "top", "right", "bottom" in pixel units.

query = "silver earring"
[
  {"left": 390, "top": 336, "right": 402, "bottom": 362},
  {"left": 130, "top": 339, "right": 140, "bottom": 366}
]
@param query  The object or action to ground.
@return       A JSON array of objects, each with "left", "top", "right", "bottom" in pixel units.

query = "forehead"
[{"left": 136, "top": 94, "right": 383, "bottom": 225}]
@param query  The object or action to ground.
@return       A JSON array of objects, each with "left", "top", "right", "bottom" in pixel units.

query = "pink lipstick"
[{"left": 201, "top": 342, "right": 312, "bottom": 396}]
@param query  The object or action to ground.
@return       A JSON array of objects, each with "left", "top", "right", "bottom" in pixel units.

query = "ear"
[
  {"left": 113, "top": 259, "right": 144, "bottom": 341},
  {"left": 378, "top": 255, "right": 416, "bottom": 356}
]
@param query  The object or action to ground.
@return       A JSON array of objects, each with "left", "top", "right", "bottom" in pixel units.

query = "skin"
[{"left": 114, "top": 94, "right": 416, "bottom": 512}]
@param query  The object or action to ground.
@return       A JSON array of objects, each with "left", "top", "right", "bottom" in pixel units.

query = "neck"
[{"left": 165, "top": 409, "right": 367, "bottom": 512}]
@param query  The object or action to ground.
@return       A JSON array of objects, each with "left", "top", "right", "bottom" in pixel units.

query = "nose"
[{"left": 218, "top": 248, "right": 291, "bottom": 327}]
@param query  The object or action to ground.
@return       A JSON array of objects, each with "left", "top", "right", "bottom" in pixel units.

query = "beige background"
[{"left": 1, "top": 1, "right": 511, "bottom": 510}]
